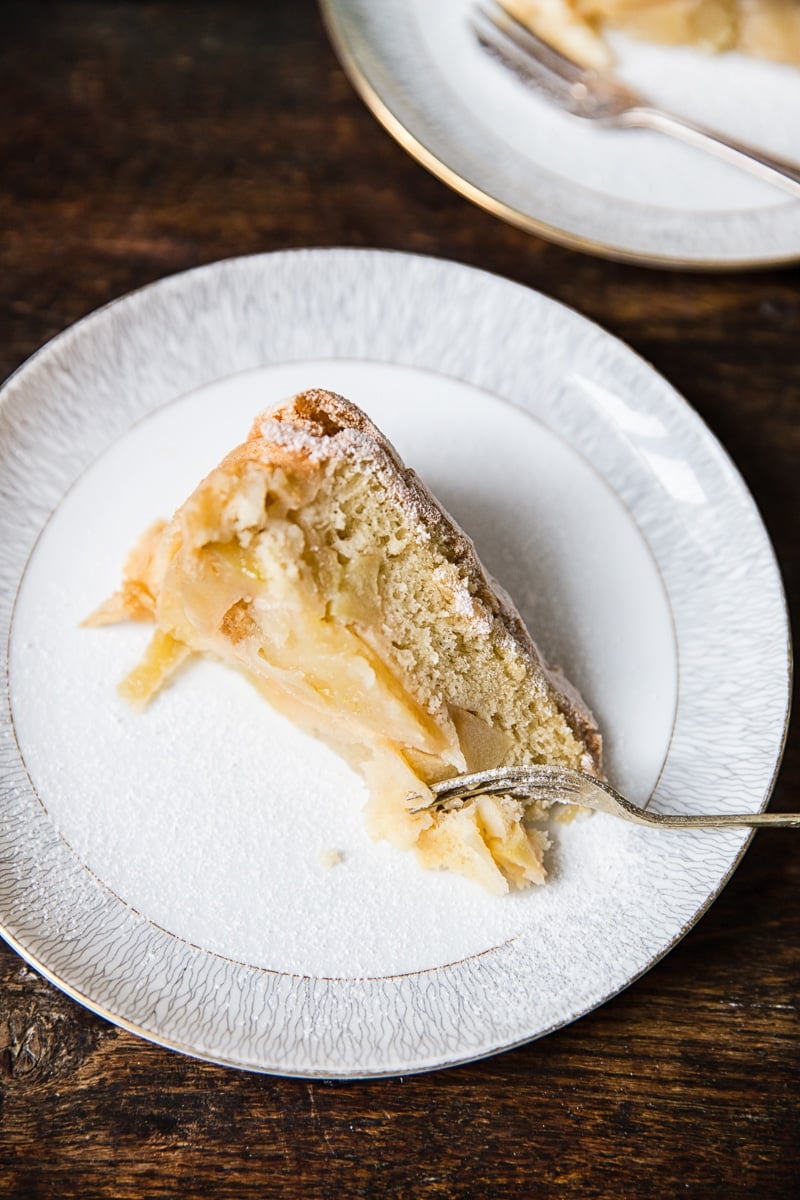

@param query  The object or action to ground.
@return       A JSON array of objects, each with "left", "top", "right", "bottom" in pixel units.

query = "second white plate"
[{"left": 321, "top": 0, "right": 800, "bottom": 266}]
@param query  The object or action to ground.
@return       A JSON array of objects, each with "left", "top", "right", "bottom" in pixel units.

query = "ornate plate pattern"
[{"left": 0, "top": 249, "right": 790, "bottom": 1075}]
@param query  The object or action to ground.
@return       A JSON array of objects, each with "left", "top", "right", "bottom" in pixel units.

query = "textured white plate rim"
[
  {"left": 0, "top": 830, "right": 770, "bottom": 1080},
  {"left": 319, "top": 0, "right": 800, "bottom": 269},
  {"left": 0, "top": 247, "right": 791, "bottom": 1077}
]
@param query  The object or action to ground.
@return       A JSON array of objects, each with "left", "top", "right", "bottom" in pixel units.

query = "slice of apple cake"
[{"left": 88, "top": 390, "right": 602, "bottom": 894}]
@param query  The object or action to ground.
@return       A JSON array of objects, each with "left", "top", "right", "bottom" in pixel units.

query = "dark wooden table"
[{"left": 1, "top": 3, "right": 798, "bottom": 1197}]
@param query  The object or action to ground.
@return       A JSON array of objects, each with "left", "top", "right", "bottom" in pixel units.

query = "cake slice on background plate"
[
  {"left": 502, "top": 0, "right": 800, "bottom": 69},
  {"left": 88, "top": 390, "right": 602, "bottom": 895}
]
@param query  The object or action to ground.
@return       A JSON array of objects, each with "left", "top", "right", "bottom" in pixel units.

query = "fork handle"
[
  {"left": 619, "top": 107, "right": 800, "bottom": 201},
  {"left": 625, "top": 810, "right": 800, "bottom": 829}
]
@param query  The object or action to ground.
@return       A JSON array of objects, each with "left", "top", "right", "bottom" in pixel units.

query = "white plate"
[
  {"left": 0, "top": 249, "right": 790, "bottom": 1076},
  {"left": 321, "top": 0, "right": 800, "bottom": 267}
]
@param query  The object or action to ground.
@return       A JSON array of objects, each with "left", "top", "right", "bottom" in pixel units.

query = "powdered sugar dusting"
[{"left": 258, "top": 416, "right": 329, "bottom": 463}]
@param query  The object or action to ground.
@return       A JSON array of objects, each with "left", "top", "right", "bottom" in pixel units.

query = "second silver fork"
[{"left": 474, "top": 1, "right": 800, "bottom": 201}]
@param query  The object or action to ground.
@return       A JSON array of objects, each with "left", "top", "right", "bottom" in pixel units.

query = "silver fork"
[
  {"left": 421, "top": 765, "right": 800, "bottom": 829},
  {"left": 473, "top": 0, "right": 800, "bottom": 201}
]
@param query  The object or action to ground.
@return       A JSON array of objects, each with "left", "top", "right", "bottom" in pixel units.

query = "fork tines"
[{"left": 472, "top": 0, "right": 586, "bottom": 88}]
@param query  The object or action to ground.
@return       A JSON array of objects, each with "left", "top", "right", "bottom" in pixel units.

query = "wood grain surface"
[{"left": 1, "top": 3, "right": 798, "bottom": 1197}]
